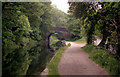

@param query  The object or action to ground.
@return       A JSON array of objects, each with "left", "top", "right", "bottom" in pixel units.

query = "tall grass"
[{"left": 82, "top": 45, "right": 120, "bottom": 76}]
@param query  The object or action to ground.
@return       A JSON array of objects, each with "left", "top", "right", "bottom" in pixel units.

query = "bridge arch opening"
[
  {"left": 48, "top": 32, "right": 65, "bottom": 51},
  {"left": 46, "top": 27, "right": 71, "bottom": 52}
]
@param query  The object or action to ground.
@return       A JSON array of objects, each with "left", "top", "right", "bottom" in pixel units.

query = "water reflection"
[
  {"left": 26, "top": 44, "right": 51, "bottom": 75},
  {"left": 2, "top": 44, "right": 51, "bottom": 76}
]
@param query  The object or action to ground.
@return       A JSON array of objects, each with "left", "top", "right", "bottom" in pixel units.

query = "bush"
[{"left": 68, "top": 43, "right": 71, "bottom": 46}]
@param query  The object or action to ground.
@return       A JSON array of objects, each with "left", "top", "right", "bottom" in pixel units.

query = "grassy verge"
[
  {"left": 82, "top": 45, "right": 120, "bottom": 76},
  {"left": 47, "top": 44, "right": 71, "bottom": 75},
  {"left": 67, "top": 37, "right": 86, "bottom": 43},
  {"left": 74, "top": 37, "right": 86, "bottom": 43}
]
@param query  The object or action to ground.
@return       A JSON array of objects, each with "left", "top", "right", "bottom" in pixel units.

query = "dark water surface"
[{"left": 2, "top": 44, "right": 52, "bottom": 76}]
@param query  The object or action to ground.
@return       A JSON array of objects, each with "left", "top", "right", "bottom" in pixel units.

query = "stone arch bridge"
[{"left": 45, "top": 27, "right": 71, "bottom": 51}]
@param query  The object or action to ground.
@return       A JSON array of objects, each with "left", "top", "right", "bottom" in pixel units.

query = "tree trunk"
[
  {"left": 98, "top": 32, "right": 108, "bottom": 47},
  {"left": 87, "top": 22, "right": 95, "bottom": 44},
  {"left": 98, "top": 22, "right": 108, "bottom": 47},
  {"left": 117, "top": 28, "right": 120, "bottom": 57},
  {"left": 87, "top": 31, "right": 93, "bottom": 44},
  {"left": 116, "top": 16, "right": 120, "bottom": 57}
]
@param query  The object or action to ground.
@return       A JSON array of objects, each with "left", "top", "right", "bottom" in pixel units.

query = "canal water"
[{"left": 2, "top": 44, "right": 52, "bottom": 76}]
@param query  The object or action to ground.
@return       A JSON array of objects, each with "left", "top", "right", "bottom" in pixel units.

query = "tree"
[
  {"left": 67, "top": 15, "right": 82, "bottom": 40},
  {"left": 68, "top": 2, "right": 120, "bottom": 57},
  {"left": 2, "top": 2, "right": 54, "bottom": 75}
]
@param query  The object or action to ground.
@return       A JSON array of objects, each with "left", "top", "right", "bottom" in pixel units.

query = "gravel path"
[{"left": 58, "top": 42, "right": 109, "bottom": 75}]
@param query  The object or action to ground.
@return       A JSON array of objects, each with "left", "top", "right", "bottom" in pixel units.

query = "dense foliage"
[
  {"left": 51, "top": 6, "right": 68, "bottom": 28},
  {"left": 67, "top": 15, "right": 83, "bottom": 40},
  {"left": 2, "top": 2, "right": 71, "bottom": 76},
  {"left": 2, "top": 2, "right": 53, "bottom": 75},
  {"left": 68, "top": 2, "right": 120, "bottom": 57},
  {"left": 2, "top": 1, "right": 120, "bottom": 76}
]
